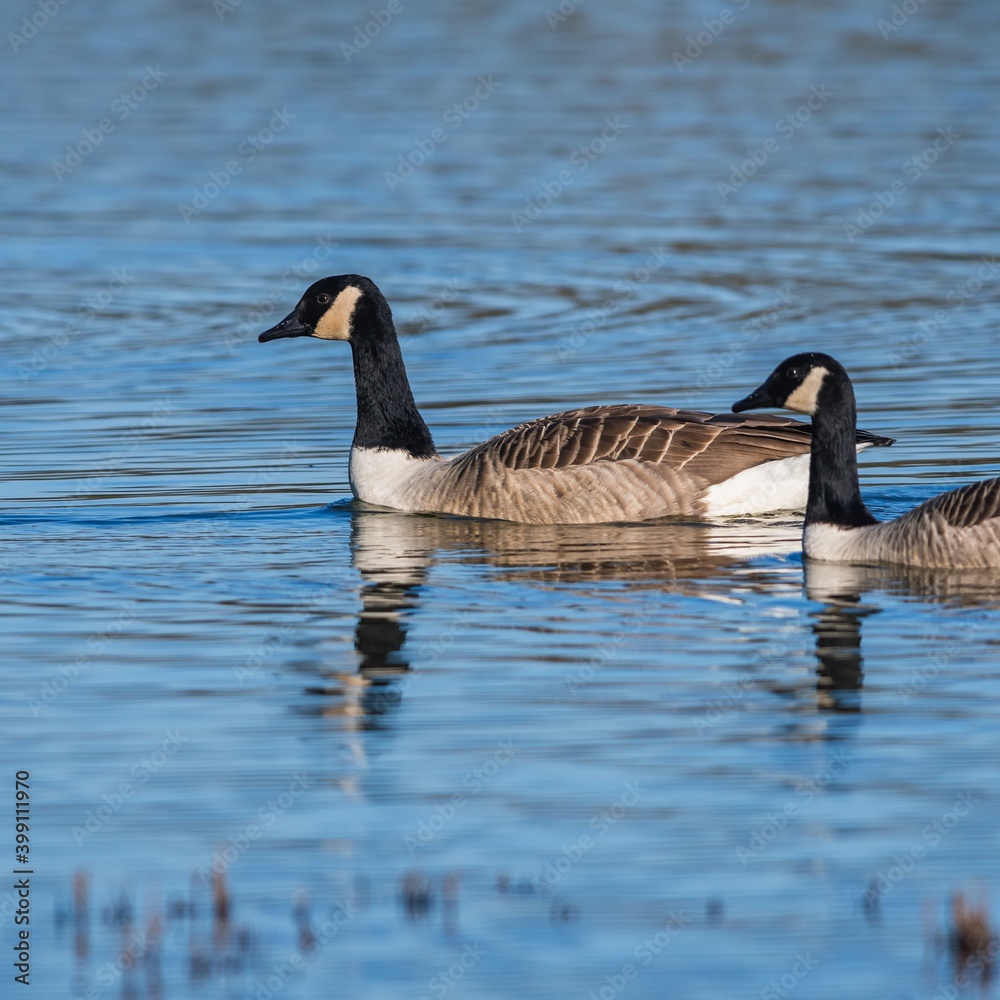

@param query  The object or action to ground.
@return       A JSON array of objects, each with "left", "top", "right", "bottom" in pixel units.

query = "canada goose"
[
  {"left": 258, "top": 276, "right": 893, "bottom": 524},
  {"left": 733, "top": 353, "right": 1000, "bottom": 569}
]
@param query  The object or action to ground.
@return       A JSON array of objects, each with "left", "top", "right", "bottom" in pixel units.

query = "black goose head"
[
  {"left": 258, "top": 275, "right": 386, "bottom": 344},
  {"left": 732, "top": 352, "right": 850, "bottom": 417}
]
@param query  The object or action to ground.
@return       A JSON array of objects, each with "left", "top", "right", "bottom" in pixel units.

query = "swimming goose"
[
  {"left": 258, "top": 276, "right": 893, "bottom": 524},
  {"left": 733, "top": 352, "right": 1000, "bottom": 569}
]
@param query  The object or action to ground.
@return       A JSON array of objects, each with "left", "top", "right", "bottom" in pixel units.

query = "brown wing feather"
[
  {"left": 453, "top": 404, "right": 818, "bottom": 486},
  {"left": 902, "top": 476, "right": 1000, "bottom": 530}
]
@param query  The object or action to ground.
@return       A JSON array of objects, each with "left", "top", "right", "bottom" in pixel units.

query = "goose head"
[
  {"left": 732, "top": 352, "right": 848, "bottom": 417},
  {"left": 258, "top": 275, "right": 383, "bottom": 344}
]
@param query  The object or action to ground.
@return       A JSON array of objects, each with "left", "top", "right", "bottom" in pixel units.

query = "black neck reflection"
[
  {"left": 810, "top": 598, "right": 871, "bottom": 712},
  {"left": 805, "top": 560, "right": 879, "bottom": 713}
]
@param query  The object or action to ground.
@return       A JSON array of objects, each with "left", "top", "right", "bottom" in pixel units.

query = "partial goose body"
[
  {"left": 349, "top": 405, "right": 888, "bottom": 523},
  {"left": 734, "top": 353, "right": 1000, "bottom": 570},
  {"left": 804, "top": 477, "right": 1000, "bottom": 569},
  {"left": 258, "top": 276, "right": 893, "bottom": 525}
]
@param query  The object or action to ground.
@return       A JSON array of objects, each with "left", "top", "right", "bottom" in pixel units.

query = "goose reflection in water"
[
  {"left": 304, "top": 508, "right": 803, "bottom": 725},
  {"left": 301, "top": 508, "right": 999, "bottom": 727},
  {"left": 805, "top": 562, "right": 878, "bottom": 714},
  {"left": 805, "top": 560, "right": 1000, "bottom": 714}
]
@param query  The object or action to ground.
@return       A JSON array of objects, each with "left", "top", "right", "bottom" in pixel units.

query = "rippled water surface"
[{"left": 3, "top": 0, "right": 1000, "bottom": 997}]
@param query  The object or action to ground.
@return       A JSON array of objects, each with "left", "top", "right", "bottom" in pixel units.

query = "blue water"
[{"left": 2, "top": 0, "right": 999, "bottom": 997}]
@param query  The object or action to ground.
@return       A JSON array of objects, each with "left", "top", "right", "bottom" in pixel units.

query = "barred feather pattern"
[
  {"left": 811, "top": 476, "right": 1000, "bottom": 570},
  {"left": 383, "top": 405, "right": 845, "bottom": 524}
]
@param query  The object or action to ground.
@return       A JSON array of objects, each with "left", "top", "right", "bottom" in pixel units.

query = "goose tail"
[{"left": 854, "top": 427, "right": 895, "bottom": 449}]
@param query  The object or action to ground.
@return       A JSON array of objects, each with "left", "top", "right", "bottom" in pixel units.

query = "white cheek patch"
[
  {"left": 314, "top": 286, "right": 362, "bottom": 341},
  {"left": 784, "top": 366, "right": 828, "bottom": 415}
]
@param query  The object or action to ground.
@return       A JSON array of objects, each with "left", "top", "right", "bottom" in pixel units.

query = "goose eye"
[{"left": 317, "top": 292, "right": 331, "bottom": 305}]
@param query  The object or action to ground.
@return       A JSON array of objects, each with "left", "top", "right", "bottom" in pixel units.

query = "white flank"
[
  {"left": 701, "top": 453, "right": 810, "bottom": 516},
  {"left": 348, "top": 447, "right": 429, "bottom": 508},
  {"left": 702, "top": 443, "right": 877, "bottom": 517}
]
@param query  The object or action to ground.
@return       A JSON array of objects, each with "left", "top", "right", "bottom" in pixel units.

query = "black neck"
[
  {"left": 805, "top": 378, "right": 879, "bottom": 528},
  {"left": 348, "top": 294, "right": 437, "bottom": 457}
]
